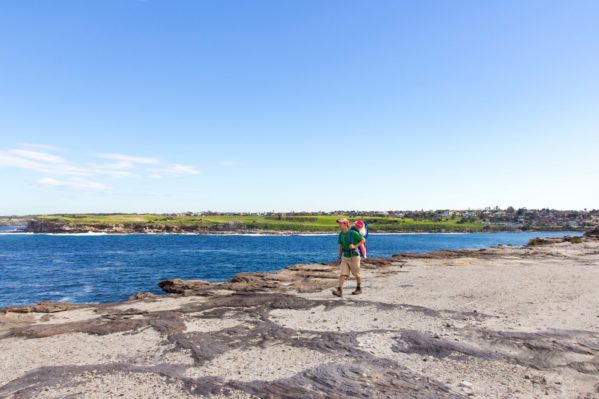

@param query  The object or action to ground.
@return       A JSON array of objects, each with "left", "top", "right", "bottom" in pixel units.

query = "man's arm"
[
  {"left": 350, "top": 238, "right": 366, "bottom": 249},
  {"left": 338, "top": 244, "right": 343, "bottom": 259}
]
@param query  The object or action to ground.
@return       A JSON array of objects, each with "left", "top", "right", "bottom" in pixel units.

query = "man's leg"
[
  {"left": 351, "top": 256, "right": 362, "bottom": 295},
  {"left": 333, "top": 258, "right": 350, "bottom": 297}
]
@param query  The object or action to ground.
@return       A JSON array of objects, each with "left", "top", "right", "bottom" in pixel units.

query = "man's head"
[{"left": 336, "top": 218, "right": 350, "bottom": 232}]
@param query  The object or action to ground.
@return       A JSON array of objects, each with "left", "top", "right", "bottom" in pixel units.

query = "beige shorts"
[{"left": 339, "top": 256, "right": 361, "bottom": 278}]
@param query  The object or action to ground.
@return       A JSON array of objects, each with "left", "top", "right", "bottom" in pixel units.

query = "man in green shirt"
[{"left": 333, "top": 218, "right": 366, "bottom": 297}]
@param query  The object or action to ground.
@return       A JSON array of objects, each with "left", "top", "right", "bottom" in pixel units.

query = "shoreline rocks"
[
  {"left": 1, "top": 233, "right": 598, "bottom": 398},
  {"left": 25, "top": 219, "right": 582, "bottom": 235}
]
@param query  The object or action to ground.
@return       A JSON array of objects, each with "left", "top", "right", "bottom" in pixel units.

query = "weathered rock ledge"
[{"left": 1, "top": 234, "right": 598, "bottom": 398}]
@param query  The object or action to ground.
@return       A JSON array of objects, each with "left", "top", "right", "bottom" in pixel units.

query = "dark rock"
[
  {"left": 584, "top": 229, "right": 599, "bottom": 238},
  {"left": 527, "top": 237, "right": 561, "bottom": 246},
  {"left": 158, "top": 279, "right": 210, "bottom": 294},
  {"left": 127, "top": 292, "right": 160, "bottom": 301}
]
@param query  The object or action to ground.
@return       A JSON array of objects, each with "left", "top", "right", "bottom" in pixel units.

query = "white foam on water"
[
  {"left": 50, "top": 232, "right": 108, "bottom": 236},
  {"left": 295, "top": 233, "right": 337, "bottom": 236},
  {"left": 368, "top": 232, "right": 468, "bottom": 235}
]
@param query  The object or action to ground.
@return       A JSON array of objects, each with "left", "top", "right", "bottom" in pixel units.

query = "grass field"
[{"left": 33, "top": 214, "right": 486, "bottom": 232}]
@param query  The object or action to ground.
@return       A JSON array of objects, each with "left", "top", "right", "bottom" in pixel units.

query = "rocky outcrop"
[
  {"left": 27, "top": 219, "right": 579, "bottom": 235},
  {"left": 527, "top": 235, "right": 584, "bottom": 246},
  {"left": 127, "top": 292, "right": 160, "bottom": 301},
  {"left": 584, "top": 228, "right": 599, "bottom": 238},
  {"left": 26, "top": 220, "right": 213, "bottom": 234},
  {"left": 158, "top": 279, "right": 212, "bottom": 295},
  {"left": 1, "top": 238, "right": 599, "bottom": 398},
  {"left": 0, "top": 301, "right": 86, "bottom": 314},
  {"left": 25, "top": 219, "right": 330, "bottom": 234},
  {"left": 158, "top": 258, "right": 397, "bottom": 296}
]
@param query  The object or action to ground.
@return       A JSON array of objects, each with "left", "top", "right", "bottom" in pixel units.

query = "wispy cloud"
[
  {"left": 11, "top": 149, "right": 65, "bottom": 164},
  {"left": 95, "top": 153, "right": 161, "bottom": 165},
  {"left": 0, "top": 149, "right": 88, "bottom": 176},
  {"left": 0, "top": 144, "right": 201, "bottom": 191},
  {"left": 16, "top": 143, "right": 65, "bottom": 152},
  {"left": 162, "top": 164, "right": 201, "bottom": 175},
  {"left": 95, "top": 153, "right": 199, "bottom": 176},
  {"left": 37, "top": 177, "right": 107, "bottom": 191}
]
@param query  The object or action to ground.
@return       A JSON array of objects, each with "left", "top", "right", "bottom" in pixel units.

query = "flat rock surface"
[{"left": 1, "top": 238, "right": 598, "bottom": 398}]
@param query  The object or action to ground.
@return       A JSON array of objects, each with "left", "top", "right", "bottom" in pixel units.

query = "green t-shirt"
[{"left": 338, "top": 230, "right": 363, "bottom": 257}]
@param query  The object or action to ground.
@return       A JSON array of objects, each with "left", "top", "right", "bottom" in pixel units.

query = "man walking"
[{"left": 333, "top": 218, "right": 366, "bottom": 297}]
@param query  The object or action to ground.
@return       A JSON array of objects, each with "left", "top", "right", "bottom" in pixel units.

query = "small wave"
[{"left": 58, "top": 296, "right": 74, "bottom": 302}]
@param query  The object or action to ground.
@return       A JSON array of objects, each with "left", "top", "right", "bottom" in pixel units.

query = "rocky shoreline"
[
  {"left": 1, "top": 231, "right": 598, "bottom": 398},
  {"left": 20, "top": 219, "right": 580, "bottom": 235}
]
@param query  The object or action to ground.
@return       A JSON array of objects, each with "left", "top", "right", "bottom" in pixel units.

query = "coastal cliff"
[
  {"left": 1, "top": 234, "right": 598, "bottom": 398},
  {"left": 24, "top": 220, "right": 486, "bottom": 234},
  {"left": 23, "top": 219, "right": 544, "bottom": 234},
  {"left": 25, "top": 219, "right": 262, "bottom": 234}
]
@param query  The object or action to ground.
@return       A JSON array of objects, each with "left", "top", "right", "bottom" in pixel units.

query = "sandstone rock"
[
  {"left": 127, "top": 292, "right": 159, "bottom": 301},
  {"left": 527, "top": 237, "right": 562, "bottom": 246},
  {"left": 1, "top": 301, "right": 86, "bottom": 314},
  {"left": 158, "top": 279, "right": 210, "bottom": 294}
]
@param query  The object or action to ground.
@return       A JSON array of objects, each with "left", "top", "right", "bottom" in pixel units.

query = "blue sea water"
[{"left": 0, "top": 228, "right": 581, "bottom": 306}]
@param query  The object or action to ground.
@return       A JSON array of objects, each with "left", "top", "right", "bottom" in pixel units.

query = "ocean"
[{"left": 0, "top": 228, "right": 580, "bottom": 306}]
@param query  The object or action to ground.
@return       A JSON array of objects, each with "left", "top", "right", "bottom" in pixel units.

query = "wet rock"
[
  {"left": 158, "top": 279, "right": 211, "bottom": 295},
  {"left": 127, "top": 292, "right": 160, "bottom": 301}
]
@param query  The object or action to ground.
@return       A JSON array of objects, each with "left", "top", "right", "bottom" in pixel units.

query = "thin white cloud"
[
  {"left": 10, "top": 149, "right": 66, "bottom": 164},
  {"left": 0, "top": 149, "right": 89, "bottom": 176},
  {"left": 37, "top": 177, "right": 107, "bottom": 191},
  {"left": 162, "top": 164, "right": 201, "bottom": 175},
  {"left": 93, "top": 167, "right": 135, "bottom": 178},
  {"left": 95, "top": 153, "right": 161, "bottom": 165},
  {"left": 95, "top": 153, "right": 200, "bottom": 176},
  {"left": 16, "top": 143, "right": 65, "bottom": 152},
  {"left": 0, "top": 145, "right": 201, "bottom": 189}
]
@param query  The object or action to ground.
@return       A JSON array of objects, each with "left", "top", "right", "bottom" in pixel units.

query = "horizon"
[
  {"left": 1, "top": 1, "right": 598, "bottom": 214},
  {"left": 2, "top": 207, "right": 597, "bottom": 218}
]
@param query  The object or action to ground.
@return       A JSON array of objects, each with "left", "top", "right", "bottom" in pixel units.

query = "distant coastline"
[
  {"left": 0, "top": 211, "right": 592, "bottom": 235},
  {"left": 22, "top": 222, "right": 582, "bottom": 235}
]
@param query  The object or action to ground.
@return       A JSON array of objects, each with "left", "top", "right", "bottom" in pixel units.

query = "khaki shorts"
[{"left": 339, "top": 256, "right": 361, "bottom": 278}]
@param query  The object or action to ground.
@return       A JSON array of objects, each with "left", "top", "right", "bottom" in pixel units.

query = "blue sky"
[{"left": 1, "top": 1, "right": 598, "bottom": 214}]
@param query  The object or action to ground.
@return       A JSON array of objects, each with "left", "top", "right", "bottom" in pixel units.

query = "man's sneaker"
[
  {"left": 352, "top": 287, "right": 362, "bottom": 295},
  {"left": 332, "top": 287, "right": 342, "bottom": 297}
]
